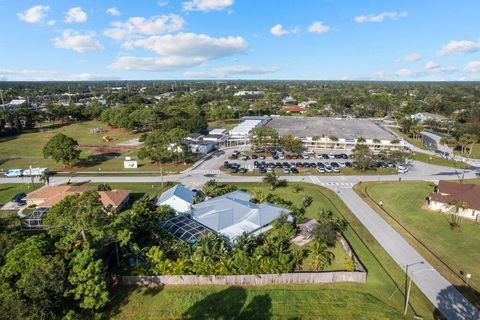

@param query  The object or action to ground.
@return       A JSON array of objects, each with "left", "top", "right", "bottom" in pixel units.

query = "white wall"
[{"left": 429, "top": 201, "right": 479, "bottom": 221}]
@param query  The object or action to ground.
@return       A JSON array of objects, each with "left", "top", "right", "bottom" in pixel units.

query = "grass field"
[
  {"left": 355, "top": 181, "right": 480, "bottom": 307},
  {"left": 412, "top": 152, "right": 471, "bottom": 169},
  {"left": 0, "top": 121, "right": 190, "bottom": 173},
  {"left": 208, "top": 119, "right": 241, "bottom": 130},
  {"left": 109, "top": 182, "right": 436, "bottom": 319}
]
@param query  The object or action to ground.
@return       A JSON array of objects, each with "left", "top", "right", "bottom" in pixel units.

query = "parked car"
[
  {"left": 4, "top": 169, "right": 23, "bottom": 177},
  {"left": 282, "top": 168, "right": 290, "bottom": 174},
  {"left": 11, "top": 192, "right": 26, "bottom": 203},
  {"left": 291, "top": 167, "right": 299, "bottom": 174},
  {"left": 259, "top": 155, "right": 266, "bottom": 160},
  {"left": 316, "top": 153, "right": 323, "bottom": 159},
  {"left": 251, "top": 154, "right": 258, "bottom": 160},
  {"left": 317, "top": 166, "right": 325, "bottom": 173},
  {"left": 397, "top": 165, "right": 409, "bottom": 174},
  {"left": 230, "top": 167, "right": 239, "bottom": 173},
  {"left": 22, "top": 167, "right": 47, "bottom": 177},
  {"left": 223, "top": 161, "right": 230, "bottom": 168},
  {"left": 324, "top": 165, "right": 333, "bottom": 172},
  {"left": 239, "top": 168, "right": 248, "bottom": 174},
  {"left": 322, "top": 154, "right": 329, "bottom": 159},
  {"left": 302, "top": 154, "right": 310, "bottom": 159}
]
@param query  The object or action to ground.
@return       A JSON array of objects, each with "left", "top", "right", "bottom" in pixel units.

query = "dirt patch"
[{"left": 80, "top": 145, "right": 139, "bottom": 155}]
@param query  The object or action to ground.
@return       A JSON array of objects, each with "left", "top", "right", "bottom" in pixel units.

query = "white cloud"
[
  {"left": 103, "top": 14, "right": 184, "bottom": 40},
  {"left": 110, "top": 33, "right": 247, "bottom": 72},
  {"left": 106, "top": 7, "right": 121, "bottom": 17},
  {"left": 395, "top": 68, "right": 417, "bottom": 77},
  {"left": 185, "top": 65, "right": 280, "bottom": 78},
  {"left": 130, "top": 32, "right": 247, "bottom": 59},
  {"left": 308, "top": 21, "right": 331, "bottom": 34},
  {"left": 110, "top": 56, "right": 204, "bottom": 71},
  {"left": 158, "top": 1, "right": 169, "bottom": 7},
  {"left": 403, "top": 52, "right": 422, "bottom": 62},
  {"left": 424, "top": 61, "right": 456, "bottom": 73},
  {"left": 17, "top": 5, "right": 50, "bottom": 24},
  {"left": 52, "top": 29, "right": 104, "bottom": 53},
  {"left": 354, "top": 11, "right": 407, "bottom": 23},
  {"left": 47, "top": 20, "right": 56, "bottom": 26},
  {"left": 64, "top": 7, "right": 88, "bottom": 23},
  {"left": 183, "top": 0, "right": 234, "bottom": 12},
  {"left": 270, "top": 24, "right": 299, "bottom": 36},
  {"left": 465, "top": 61, "right": 480, "bottom": 73},
  {"left": 437, "top": 39, "right": 480, "bottom": 57}
]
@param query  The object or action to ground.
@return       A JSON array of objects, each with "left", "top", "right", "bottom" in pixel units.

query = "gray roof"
[
  {"left": 190, "top": 191, "right": 290, "bottom": 240},
  {"left": 267, "top": 116, "right": 395, "bottom": 140},
  {"left": 157, "top": 184, "right": 195, "bottom": 205}
]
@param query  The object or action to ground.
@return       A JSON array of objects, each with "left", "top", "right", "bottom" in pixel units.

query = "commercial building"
[{"left": 267, "top": 116, "right": 403, "bottom": 150}]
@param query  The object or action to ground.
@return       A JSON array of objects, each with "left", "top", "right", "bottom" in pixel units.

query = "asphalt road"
[{"left": 1, "top": 154, "right": 479, "bottom": 319}]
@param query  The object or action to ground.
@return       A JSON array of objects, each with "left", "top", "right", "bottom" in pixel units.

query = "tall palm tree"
[
  {"left": 310, "top": 241, "right": 335, "bottom": 272},
  {"left": 262, "top": 172, "right": 278, "bottom": 191}
]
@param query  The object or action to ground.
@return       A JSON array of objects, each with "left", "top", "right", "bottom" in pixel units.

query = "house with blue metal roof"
[{"left": 156, "top": 184, "right": 195, "bottom": 213}]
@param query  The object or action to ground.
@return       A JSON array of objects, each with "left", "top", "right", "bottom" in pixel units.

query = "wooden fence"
[{"left": 122, "top": 271, "right": 367, "bottom": 286}]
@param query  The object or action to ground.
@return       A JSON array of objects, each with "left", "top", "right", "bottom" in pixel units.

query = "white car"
[
  {"left": 278, "top": 154, "right": 285, "bottom": 160},
  {"left": 397, "top": 166, "right": 409, "bottom": 174},
  {"left": 328, "top": 153, "right": 335, "bottom": 159},
  {"left": 315, "top": 153, "right": 323, "bottom": 159},
  {"left": 302, "top": 154, "right": 310, "bottom": 159},
  {"left": 305, "top": 150, "right": 315, "bottom": 155},
  {"left": 4, "top": 169, "right": 23, "bottom": 177},
  {"left": 317, "top": 167, "right": 325, "bottom": 173}
]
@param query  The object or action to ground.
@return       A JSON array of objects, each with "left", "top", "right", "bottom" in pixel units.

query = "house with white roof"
[
  {"left": 189, "top": 191, "right": 290, "bottom": 241},
  {"left": 156, "top": 184, "right": 195, "bottom": 213}
]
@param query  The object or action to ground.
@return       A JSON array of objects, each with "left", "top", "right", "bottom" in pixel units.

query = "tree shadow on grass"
[
  {"left": 433, "top": 285, "right": 480, "bottom": 320},
  {"left": 103, "top": 285, "right": 137, "bottom": 319},
  {"left": 77, "top": 152, "right": 121, "bottom": 168},
  {"left": 181, "top": 286, "right": 272, "bottom": 320}
]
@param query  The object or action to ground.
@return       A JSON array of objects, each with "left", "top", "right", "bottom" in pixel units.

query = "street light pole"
[{"left": 404, "top": 261, "right": 424, "bottom": 315}]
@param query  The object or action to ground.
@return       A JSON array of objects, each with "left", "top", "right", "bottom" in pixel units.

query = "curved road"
[{"left": 1, "top": 152, "right": 479, "bottom": 319}]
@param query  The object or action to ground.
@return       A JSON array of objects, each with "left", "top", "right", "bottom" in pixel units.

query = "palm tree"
[
  {"left": 357, "top": 137, "right": 366, "bottom": 143},
  {"left": 252, "top": 189, "right": 267, "bottom": 203},
  {"left": 459, "top": 135, "right": 470, "bottom": 154},
  {"left": 449, "top": 200, "right": 470, "bottom": 230},
  {"left": 39, "top": 170, "right": 52, "bottom": 185},
  {"left": 310, "top": 241, "right": 335, "bottom": 271},
  {"left": 262, "top": 172, "right": 279, "bottom": 190}
]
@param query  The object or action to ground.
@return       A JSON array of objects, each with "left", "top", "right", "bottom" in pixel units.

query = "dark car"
[
  {"left": 239, "top": 168, "right": 248, "bottom": 174},
  {"left": 251, "top": 154, "right": 258, "bottom": 160},
  {"left": 223, "top": 161, "right": 230, "bottom": 168},
  {"left": 345, "top": 161, "right": 353, "bottom": 168},
  {"left": 291, "top": 167, "right": 299, "bottom": 174},
  {"left": 322, "top": 154, "right": 329, "bottom": 159},
  {"left": 341, "top": 153, "right": 349, "bottom": 159},
  {"left": 296, "top": 162, "right": 303, "bottom": 167},
  {"left": 253, "top": 161, "right": 259, "bottom": 167},
  {"left": 334, "top": 154, "right": 342, "bottom": 159},
  {"left": 230, "top": 167, "right": 239, "bottom": 173},
  {"left": 11, "top": 192, "right": 26, "bottom": 203}
]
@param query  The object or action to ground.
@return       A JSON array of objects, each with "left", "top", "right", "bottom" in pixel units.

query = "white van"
[{"left": 4, "top": 169, "right": 23, "bottom": 177}]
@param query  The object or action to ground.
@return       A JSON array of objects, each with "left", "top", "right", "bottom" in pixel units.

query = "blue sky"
[{"left": 1, "top": 0, "right": 480, "bottom": 81}]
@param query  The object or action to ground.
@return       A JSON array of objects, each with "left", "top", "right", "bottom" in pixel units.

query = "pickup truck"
[{"left": 22, "top": 167, "right": 48, "bottom": 177}]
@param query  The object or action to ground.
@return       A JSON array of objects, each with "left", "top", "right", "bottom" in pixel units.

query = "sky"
[{"left": 1, "top": 0, "right": 480, "bottom": 81}]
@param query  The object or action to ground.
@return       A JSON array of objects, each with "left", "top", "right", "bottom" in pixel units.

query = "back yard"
[{"left": 108, "top": 182, "right": 436, "bottom": 319}]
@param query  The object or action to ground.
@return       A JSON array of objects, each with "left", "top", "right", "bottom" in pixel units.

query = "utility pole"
[{"left": 404, "top": 261, "right": 425, "bottom": 315}]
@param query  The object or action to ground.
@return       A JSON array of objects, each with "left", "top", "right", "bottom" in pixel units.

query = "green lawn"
[
  {"left": 390, "top": 127, "right": 432, "bottom": 151},
  {"left": 297, "top": 241, "right": 351, "bottom": 272},
  {"left": 208, "top": 119, "right": 241, "bottom": 130},
  {"left": 108, "top": 285, "right": 404, "bottom": 320},
  {"left": 455, "top": 143, "right": 480, "bottom": 160},
  {"left": 412, "top": 152, "right": 470, "bottom": 169},
  {"left": 355, "top": 181, "right": 480, "bottom": 307},
  {"left": 0, "top": 121, "right": 189, "bottom": 173},
  {"left": 109, "top": 182, "right": 435, "bottom": 319}
]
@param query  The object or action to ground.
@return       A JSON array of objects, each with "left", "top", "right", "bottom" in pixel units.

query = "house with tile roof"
[
  {"left": 428, "top": 180, "right": 480, "bottom": 222},
  {"left": 25, "top": 185, "right": 130, "bottom": 211}
]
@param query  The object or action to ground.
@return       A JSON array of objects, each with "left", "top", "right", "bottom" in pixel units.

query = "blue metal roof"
[{"left": 157, "top": 184, "right": 195, "bottom": 205}]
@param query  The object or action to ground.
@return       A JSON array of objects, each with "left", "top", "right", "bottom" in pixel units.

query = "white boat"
[{"left": 22, "top": 167, "right": 47, "bottom": 177}]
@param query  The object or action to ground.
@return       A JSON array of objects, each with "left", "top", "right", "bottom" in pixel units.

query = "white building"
[
  {"left": 156, "top": 184, "right": 195, "bottom": 213},
  {"left": 428, "top": 181, "right": 480, "bottom": 222}
]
